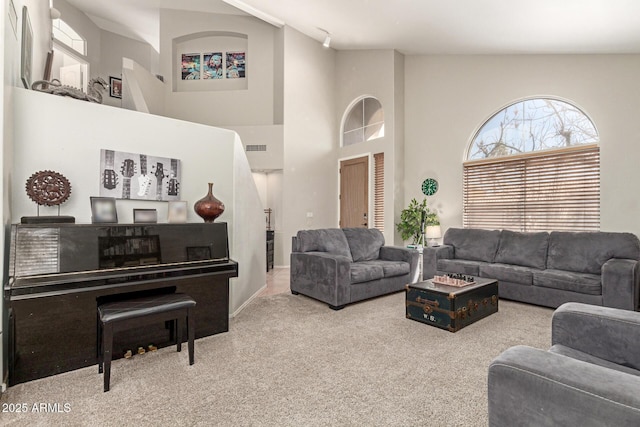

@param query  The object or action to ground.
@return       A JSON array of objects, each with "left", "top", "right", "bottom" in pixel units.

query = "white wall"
[
  {"left": 122, "top": 57, "right": 165, "bottom": 115},
  {"left": 12, "top": 88, "right": 266, "bottom": 315},
  {"left": 2, "top": 0, "right": 51, "bottom": 391},
  {"left": 252, "top": 172, "right": 268, "bottom": 207},
  {"left": 174, "top": 34, "right": 248, "bottom": 92},
  {"left": 100, "top": 30, "right": 159, "bottom": 108},
  {"left": 225, "top": 124, "right": 284, "bottom": 171},
  {"left": 393, "top": 51, "right": 405, "bottom": 244},
  {"left": 404, "top": 54, "right": 640, "bottom": 236},
  {"left": 7, "top": 0, "right": 51, "bottom": 88},
  {"left": 159, "top": 9, "right": 276, "bottom": 127},
  {"left": 335, "top": 49, "right": 404, "bottom": 244},
  {"left": 231, "top": 138, "right": 267, "bottom": 313},
  {"left": 280, "top": 26, "right": 337, "bottom": 263}
]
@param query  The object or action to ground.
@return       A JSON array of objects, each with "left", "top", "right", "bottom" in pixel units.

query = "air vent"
[{"left": 245, "top": 145, "right": 267, "bottom": 152}]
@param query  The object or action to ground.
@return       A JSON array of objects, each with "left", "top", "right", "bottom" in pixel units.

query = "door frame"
[{"left": 337, "top": 153, "right": 372, "bottom": 228}]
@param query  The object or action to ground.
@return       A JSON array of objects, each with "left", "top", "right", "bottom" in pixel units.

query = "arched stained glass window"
[{"left": 468, "top": 98, "right": 598, "bottom": 160}]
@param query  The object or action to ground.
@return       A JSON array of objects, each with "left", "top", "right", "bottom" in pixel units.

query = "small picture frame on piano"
[
  {"left": 91, "top": 197, "right": 118, "bottom": 224},
  {"left": 133, "top": 208, "right": 157, "bottom": 224},
  {"left": 168, "top": 201, "right": 188, "bottom": 223}
]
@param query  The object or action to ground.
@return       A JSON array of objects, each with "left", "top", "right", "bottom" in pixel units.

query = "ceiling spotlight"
[{"left": 323, "top": 33, "right": 331, "bottom": 48}]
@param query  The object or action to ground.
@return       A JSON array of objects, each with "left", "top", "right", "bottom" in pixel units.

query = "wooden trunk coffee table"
[{"left": 406, "top": 277, "right": 498, "bottom": 332}]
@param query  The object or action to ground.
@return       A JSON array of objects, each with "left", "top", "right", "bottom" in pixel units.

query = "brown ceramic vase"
[{"left": 194, "top": 182, "right": 225, "bottom": 223}]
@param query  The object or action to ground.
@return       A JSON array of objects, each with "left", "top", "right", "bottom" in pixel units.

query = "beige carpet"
[{"left": 0, "top": 292, "right": 553, "bottom": 426}]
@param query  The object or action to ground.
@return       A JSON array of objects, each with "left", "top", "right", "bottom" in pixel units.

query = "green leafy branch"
[{"left": 396, "top": 198, "right": 439, "bottom": 244}]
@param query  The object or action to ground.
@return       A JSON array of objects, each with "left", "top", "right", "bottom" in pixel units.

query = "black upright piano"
[{"left": 4, "top": 223, "right": 238, "bottom": 385}]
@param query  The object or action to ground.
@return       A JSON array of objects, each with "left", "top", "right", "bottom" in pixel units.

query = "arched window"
[
  {"left": 464, "top": 98, "right": 600, "bottom": 232},
  {"left": 52, "top": 19, "right": 86, "bottom": 56},
  {"left": 342, "top": 97, "right": 384, "bottom": 146}
]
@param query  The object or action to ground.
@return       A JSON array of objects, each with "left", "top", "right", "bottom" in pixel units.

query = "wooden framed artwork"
[{"left": 109, "top": 76, "right": 122, "bottom": 98}]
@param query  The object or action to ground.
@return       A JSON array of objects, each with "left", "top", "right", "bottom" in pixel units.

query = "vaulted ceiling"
[{"left": 65, "top": 0, "right": 640, "bottom": 54}]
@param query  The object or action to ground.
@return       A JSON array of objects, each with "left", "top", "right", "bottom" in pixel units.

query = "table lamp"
[{"left": 426, "top": 225, "right": 442, "bottom": 247}]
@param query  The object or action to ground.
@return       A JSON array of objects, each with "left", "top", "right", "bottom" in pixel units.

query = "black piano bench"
[{"left": 97, "top": 293, "right": 196, "bottom": 392}]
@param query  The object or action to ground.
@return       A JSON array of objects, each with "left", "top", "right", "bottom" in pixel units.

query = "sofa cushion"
[
  {"left": 494, "top": 230, "right": 549, "bottom": 269},
  {"left": 549, "top": 345, "right": 640, "bottom": 378},
  {"left": 547, "top": 231, "right": 640, "bottom": 275},
  {"left": 479, "top": 263, "right": 536, "bottom": 286},
  {"left": 296, "top": 229, "right": 353, "bottom": 261},
  {"left": 437, "top": 259, "right": 487, "bottom": 276},
  {"left": 342, "top": 228, "right": 385, "bottom": 262},
  {"left": 375, "top": 260, "right": 410, "bottom": 278},
  {"left": 443, "top": 228, "right": 501, "bottom": 263},
  {"left": 533, "top": 269, "right": 601, "bottom": 295},
  {"left": 350, "top": 262, "right": 384, "bottom": 284}
]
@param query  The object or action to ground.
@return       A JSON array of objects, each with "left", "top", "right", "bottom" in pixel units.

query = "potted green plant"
[{"left": 396, "top": 198, "right": 439, "bottom": 244}]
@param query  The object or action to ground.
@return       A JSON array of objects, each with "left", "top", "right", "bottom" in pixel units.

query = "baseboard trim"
[{"left": 230, "top": 283, "right": 267, "bottom": 318}]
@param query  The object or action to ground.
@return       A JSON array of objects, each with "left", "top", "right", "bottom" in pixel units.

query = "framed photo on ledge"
[
  {"left": 168, "top": 201, "right": 188, "bottom": 223},
  {"left": 90, "top": 197, "right": 118, "bottom": 223},
  {"left": 109, "top": 76, "right": 122, "bottom": 98},
  {"left": 133, "top": 209, "right": 158, "bottom": 224}
]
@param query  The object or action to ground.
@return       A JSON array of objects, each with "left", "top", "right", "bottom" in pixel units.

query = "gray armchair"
[{"left": 488, "top": 303, "right": 640, "bottom": 426}]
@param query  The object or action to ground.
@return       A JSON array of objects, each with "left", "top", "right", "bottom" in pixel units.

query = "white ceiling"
[{"left": 64, "top": 0, "right": 640, "bottom": 54}]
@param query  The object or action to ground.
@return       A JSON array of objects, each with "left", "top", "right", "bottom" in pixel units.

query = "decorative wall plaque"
[
  {"left": 25, "top": 170, "right": 71, "bottom": 206},
  {"left": 22, "top": 170, "right": 74, "bottom": 223}
]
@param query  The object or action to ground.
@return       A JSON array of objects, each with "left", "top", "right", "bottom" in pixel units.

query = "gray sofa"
[
  {"left": 424, "top": 228, "right": 640, "bottom": 310},
  {"left": 290, "top": 228, "right": 420, "bottom": 310},
  {"left": 488, "top": 302, "right": 640, "bottom": 426}
]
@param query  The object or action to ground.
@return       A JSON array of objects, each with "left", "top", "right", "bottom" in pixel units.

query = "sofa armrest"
[
  {"left": 290, "top": 252, "right": 352, "bottom": 307},
  {"left": 488, "top": 345, "right": 640, "bottom": 427},
  {"left": 379, "top": 246, "right": 420, "bottom": 283},
  {"left": 602, "top": 258, "right": 640, "bottom": 310},
  {"left": 552, "top": 302, "right": 640, "bottom": 371},
  {"left": 423, "top": 245, "right": 453, "bottom": 280}
]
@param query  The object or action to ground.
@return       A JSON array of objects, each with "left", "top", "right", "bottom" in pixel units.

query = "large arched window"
[
  {"left": 342, "top": 97, "right": 384, "bottom": 146},
  {"left": 464, "top": 98, "right": 600, "bottom": 232}
]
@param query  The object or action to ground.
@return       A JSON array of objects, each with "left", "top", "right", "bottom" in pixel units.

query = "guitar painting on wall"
[{"left": 99, "top": 149, "right": 181, "bottom": 201}]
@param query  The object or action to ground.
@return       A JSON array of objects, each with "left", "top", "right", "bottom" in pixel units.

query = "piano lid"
[{"left": 9, "top": 223, "right": 231, "bottom": 280}]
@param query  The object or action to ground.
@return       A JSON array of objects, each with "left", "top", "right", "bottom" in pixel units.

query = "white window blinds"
[
  {"left": 463, "top": 145, "right": 599, "bottom": 232},
  {"left": 373, "top": 153, "right": 385, "bottom": 231}
]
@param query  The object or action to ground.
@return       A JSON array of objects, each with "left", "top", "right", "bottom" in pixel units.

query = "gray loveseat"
[
  {"left": 424, "top": 228, "right": 640, "bottom": 310},
  {"left": 290, "top": 228, "right": 420, "bottom": 310},
  {"left": 488, "top": 303, "right": 640, "bottom": 426}
]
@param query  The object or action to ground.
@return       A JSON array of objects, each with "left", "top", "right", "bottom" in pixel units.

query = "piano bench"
[{"left": 97, "top": 293, "right": 196, "bottom": 392}]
